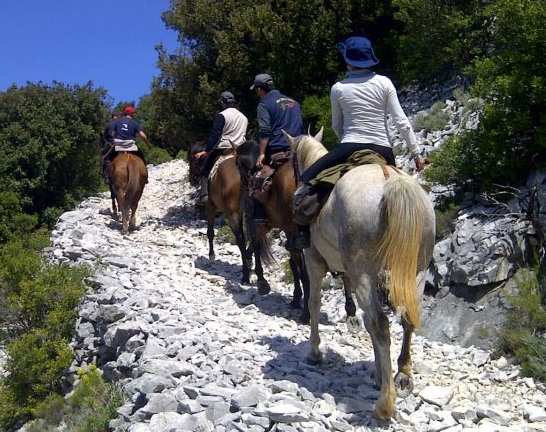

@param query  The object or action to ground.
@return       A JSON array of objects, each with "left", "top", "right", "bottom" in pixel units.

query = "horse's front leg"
[
  {"left": 304, "top": 245, "right": 326, "bottom": 364},
  {"left": 288, "top": 251, "right": 302, "bottom": 309},
  {"left": 229, "top": 214, "right": 250, "bottom": 284},
  {"left": 341, "top": 275, "right": 359, "bottom": 333}
]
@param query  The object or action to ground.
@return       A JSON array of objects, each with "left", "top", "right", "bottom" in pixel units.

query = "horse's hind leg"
[
  {"left": 206, "top": 203, "right": 217, "bottom": 261},
  {"left": 353, "top": 273, "right": 396, "bottom": 419},
  {"left": 395, "top": 317, "right": 415, "bottom": 398},
  {"left": 229, "top": 213, "right": 251, "bottom": 284}
]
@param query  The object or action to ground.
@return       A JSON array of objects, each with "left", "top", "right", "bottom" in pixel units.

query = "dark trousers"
[
  {"left": 300, "top": 142, "right": 395, "bottom": 183},
  {"left": 200, "top": 148, "right": 224, "bottom": 178}
]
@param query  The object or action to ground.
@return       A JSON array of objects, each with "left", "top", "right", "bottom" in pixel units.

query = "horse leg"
[
  {"left": 288, "top": 252, "right": 303, "bottom": 309},
  {"left": 305, "top": 245, "right": 327, "bottom": 365},
  {"left": 253, "top": 238, "right": 270, "bottom": 294},
  {"left": 206, "top": 203, "right": 217, "bottom": 261},
  {"left": 341, "top": 275, "right": 359, "bottom": 332},
  {"left": 395, "top": 269, "right": 425, "bottom": 397},
  {"left": 353, "top": 273, "right": 396, "bottom": 420},
  {"left": 229, "top": 213, "right": 250, "bottom": 284}
]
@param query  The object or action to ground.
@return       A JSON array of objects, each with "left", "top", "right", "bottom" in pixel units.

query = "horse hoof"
[
  {"left": 257, "top": 281, "right": 270, "bottom": 295},
  {"left": 346, "top": 316, "right": 361, "bottom": 334},
  {"left": 306, "top": 352, "right": 322, "bottom": 366},
  {"left": 394, "top": 371, "right": 413, "bottom": 398},
  {"left": 289, "top": 298, "right": 302, "bottom": 309},
  {"left": 209, "top": 254, "right": 216, "bottom": 261},
  {"left": 299, "top": 310, "right": 310, "bottom": 324}
]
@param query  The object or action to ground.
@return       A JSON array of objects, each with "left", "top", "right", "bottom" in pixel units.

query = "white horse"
[{"left": 285, "top": 129, "right": 436, "bottom": 419}]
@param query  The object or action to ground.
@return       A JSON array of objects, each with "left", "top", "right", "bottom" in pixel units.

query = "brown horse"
[
  {"left": 109, "top": 152, "right": 147, "bottom": 234},
  {"left": 189, "top": 142, "right": 252, "bottom": 283},
  {"left": 234, "top": 139, "right": 356, "bottom": 323}
]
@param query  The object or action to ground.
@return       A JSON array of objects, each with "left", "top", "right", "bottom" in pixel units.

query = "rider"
[
  {"left": 194, "top": 91, "right": 248, "bottom": 205},
  {"left": 250, "top": 73, "right": 304, "bottom": 225},
  {"left": 100, "top": 111, "right": 119, "bottom": 182},
  {"left": 113, "top": 106, "right": 151, "bottom": 166},
  {"left": 293, "top": 36, "right": 425, "bottom": 247}
]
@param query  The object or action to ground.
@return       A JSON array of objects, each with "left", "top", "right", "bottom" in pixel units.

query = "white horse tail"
[{"left": 374, "top": 174, "right": 429, "bottom": 328}]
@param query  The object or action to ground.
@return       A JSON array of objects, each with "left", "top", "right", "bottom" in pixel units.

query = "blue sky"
[{"left": 0, "top": 1, "right": 178, "bottom": 105}]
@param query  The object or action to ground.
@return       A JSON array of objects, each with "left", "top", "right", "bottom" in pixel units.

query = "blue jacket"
[{"left": 257, "top": 90, "right": 304, "bottom": 154}]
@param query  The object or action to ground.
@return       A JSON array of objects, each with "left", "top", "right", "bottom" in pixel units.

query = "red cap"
[{"left": 124, "top": 106, "right": 136, "bottom": 115}]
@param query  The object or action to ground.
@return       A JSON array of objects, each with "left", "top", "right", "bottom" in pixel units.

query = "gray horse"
[{"left": 285, "top": 130, "right": 436, "bottom": 419}]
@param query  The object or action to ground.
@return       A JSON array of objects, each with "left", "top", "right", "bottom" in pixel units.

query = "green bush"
[
  {"left": 497, "top": 270, "right": 546, "bottom": 382},
  {"left": 0, "top": 239, "right": 90, "bottom": 430},
  {"left": 28, "top": 366, "right": 125, "bottom": 432},
  {"left": 413, "top": 101, "right": 450, "bottom": 133},
  {"left": 144, "top": 146, "right": 172, "bottom": 166}
]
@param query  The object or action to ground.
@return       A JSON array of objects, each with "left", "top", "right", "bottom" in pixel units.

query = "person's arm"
[
  {"left": 138, "top": 131, "right": 152, "bottom": 148},
  {"left": 256, "top": 103, "right": 271, "bottom": 168},
  {"left": 385, "top": 81, "right": 425, "bottom": 172},
  {"left": 196, "top": 114, "right": 225, "bottom": 159},
  {"left": 330, "top": 85, "right": 344, "bottom": 140}
]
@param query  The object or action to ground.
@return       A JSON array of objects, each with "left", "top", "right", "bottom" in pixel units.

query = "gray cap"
[
  {"left": 220, "top": 91, "right": 235, "bottom": 102},
  {"left": 250, "top": 73, "right": 273, "bottom": 90}
]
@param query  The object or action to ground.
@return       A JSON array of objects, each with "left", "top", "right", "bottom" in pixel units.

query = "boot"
[
  {"left": 252, "top": 201, "right": 268, "bottom": 225},
  {"left": 198, "top": 176, "right": 209, "bottom": 204}
]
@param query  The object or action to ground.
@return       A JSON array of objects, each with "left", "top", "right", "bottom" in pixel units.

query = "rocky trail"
[{"left": 46, "top": 158, "right": 546, "bottom": 432}]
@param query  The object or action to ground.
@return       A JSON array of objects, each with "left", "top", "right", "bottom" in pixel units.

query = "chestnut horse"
[
  {"left": 109, "top": 152, "right": 147, "bottom": 234},
  {"left": 234, "top": 139, "right": 356, "bottom": 323},
  {"left": 189, "top": 142, "right": 252, "bottom": 283},
  {"left": 285, "top": 130, "right": 436, "bottom": 419}
]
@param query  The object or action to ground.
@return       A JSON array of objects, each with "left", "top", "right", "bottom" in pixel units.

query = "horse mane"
[
  {"left": 297, "top": 136, "right": 329, "bottom": 172},
  {"left": 235, "top": 139, "right": 260, "bottom": 175}
]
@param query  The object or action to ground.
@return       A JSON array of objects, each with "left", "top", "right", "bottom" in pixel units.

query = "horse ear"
[
  {"left": 314, "top": 127, "right": 324, "bottom": 142},
  {"left": 282, "top": 129, "right": 295, "bottom": 146}
]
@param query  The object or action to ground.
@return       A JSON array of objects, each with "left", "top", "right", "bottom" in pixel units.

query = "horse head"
[
  {"left": 233, "top": 139, "right": 260, "bottom": 182},
  {"left": 283, "top": 127, "right": 327, "bottom": 174},
  {"left": 188, "top": 141, "right": 205, "bottom": 187}
]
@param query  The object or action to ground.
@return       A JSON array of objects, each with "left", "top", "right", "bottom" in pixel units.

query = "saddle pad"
[
  {"left": 310, "top": 149, "right": 387, "bottom": 187},
  {"left": 209, "top": 154, "right": 234, "bottom": 182}
]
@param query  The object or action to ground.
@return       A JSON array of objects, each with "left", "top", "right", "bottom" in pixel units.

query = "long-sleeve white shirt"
[{"left": 330, "top": 70, "right": 420, "bottom": 157}]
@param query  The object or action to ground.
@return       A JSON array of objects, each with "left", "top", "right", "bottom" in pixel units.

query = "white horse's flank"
[{"left": 286, "top": 130, "right": 436, "bottom": 419}]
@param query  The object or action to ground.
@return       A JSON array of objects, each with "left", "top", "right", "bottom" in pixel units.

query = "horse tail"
[
  {"left": 243, "top": 195, "right": 275, "bottom": 266},
  {"left": 375, "top": 174, "right": 430, "bottom": 328},
  {"left": 123, "top": 155, "right": 140, "bottom": 214}
]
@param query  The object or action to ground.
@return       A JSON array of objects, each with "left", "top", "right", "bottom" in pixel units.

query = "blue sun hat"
[{"left": 338, "top": 36, "right": 379, "bottom": 68}]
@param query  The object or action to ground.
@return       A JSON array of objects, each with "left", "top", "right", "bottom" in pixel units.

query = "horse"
[
  {"left": 188, "top": 142, "right": 252, "bottom": 283},
  {"left": 109, "top": 152, "right": 148, "bottom": 234},
  {"left": 285, "top": 130, "right": 436, "bottom": 419},
  {"left": 234, "top": 139, "right": 356, "bottom": 324}
]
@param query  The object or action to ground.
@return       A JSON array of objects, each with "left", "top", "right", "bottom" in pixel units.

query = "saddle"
[
  {"left": 249, "top": 150, "right": 291, "bottom": 204},
  {"left": 292, "top": 149, "right": 390, "bottom": 225}
]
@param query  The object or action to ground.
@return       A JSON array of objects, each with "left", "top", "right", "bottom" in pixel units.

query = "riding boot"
[{"left": 252, "top": 200, "right": 268, "bottom": 225}]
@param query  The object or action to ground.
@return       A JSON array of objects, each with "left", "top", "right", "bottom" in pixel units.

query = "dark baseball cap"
[
  {"left": 220, "top": 91, "right": 235, "bottom": 102},
  {"left": 250, "top": 73, "right": 273, "bottom": 90}
]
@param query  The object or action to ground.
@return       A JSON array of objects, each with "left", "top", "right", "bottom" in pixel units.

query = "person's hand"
[
  {"left": 256, "top": 154, "right": 265, "bottom": 169},
  {"left": 195, "top": 151, "right": 207, "bottom": 160},
  {"left": 414, "top": 156, "right": 425, "bottom": 172}
]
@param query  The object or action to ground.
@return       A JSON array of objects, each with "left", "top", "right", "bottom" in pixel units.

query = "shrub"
[
  {"left": 413, "top": 101, "right": 450, "bottom": 133},
  {"left": 143, "top": 146, "right": 172, "bottom": 165},
  {"left": 497, "top": 270, "right": 546, "bottom": 382},
  {"left": 28, "top": 366, "right": 125, "bottom": 432}
]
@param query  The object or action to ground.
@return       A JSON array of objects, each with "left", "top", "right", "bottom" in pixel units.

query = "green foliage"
[
  {"left": 27, "top": 366, "right": 125, "bottom": 432},
  {"left": 413, "top": 101, "right": 450, "bottom": 133},
  {"left": 434, "top": 202, "right": 460, "bottom": 241},
  {"left": 391, "top": 0, "right": 492, "bottom": 83},
  {"left": 143, "top": 146, "right": 173, "bottom": 166},
  {"left": 0, "top": 236, "right": 90, "bottom": 429},
  {"left": 498, "top": 270, "right": 546, "bottom": 382},
  {"left": 300, "top": 94, "right": 338, "bottom": 150},
  {"left": 0, "top": 82, "right": 109, "bottom": 229},
  {"left": 282, "top": 259, "right": 294, "bottom": 284}
]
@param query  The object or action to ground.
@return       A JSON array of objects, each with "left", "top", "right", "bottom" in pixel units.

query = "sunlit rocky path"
[{"left": 45, "top": 158, "right": 546, "bottom": 432}]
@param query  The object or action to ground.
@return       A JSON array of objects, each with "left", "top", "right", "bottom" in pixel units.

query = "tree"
[{"left": 0, "top": 82, "right": 109, "bottom": 229}]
